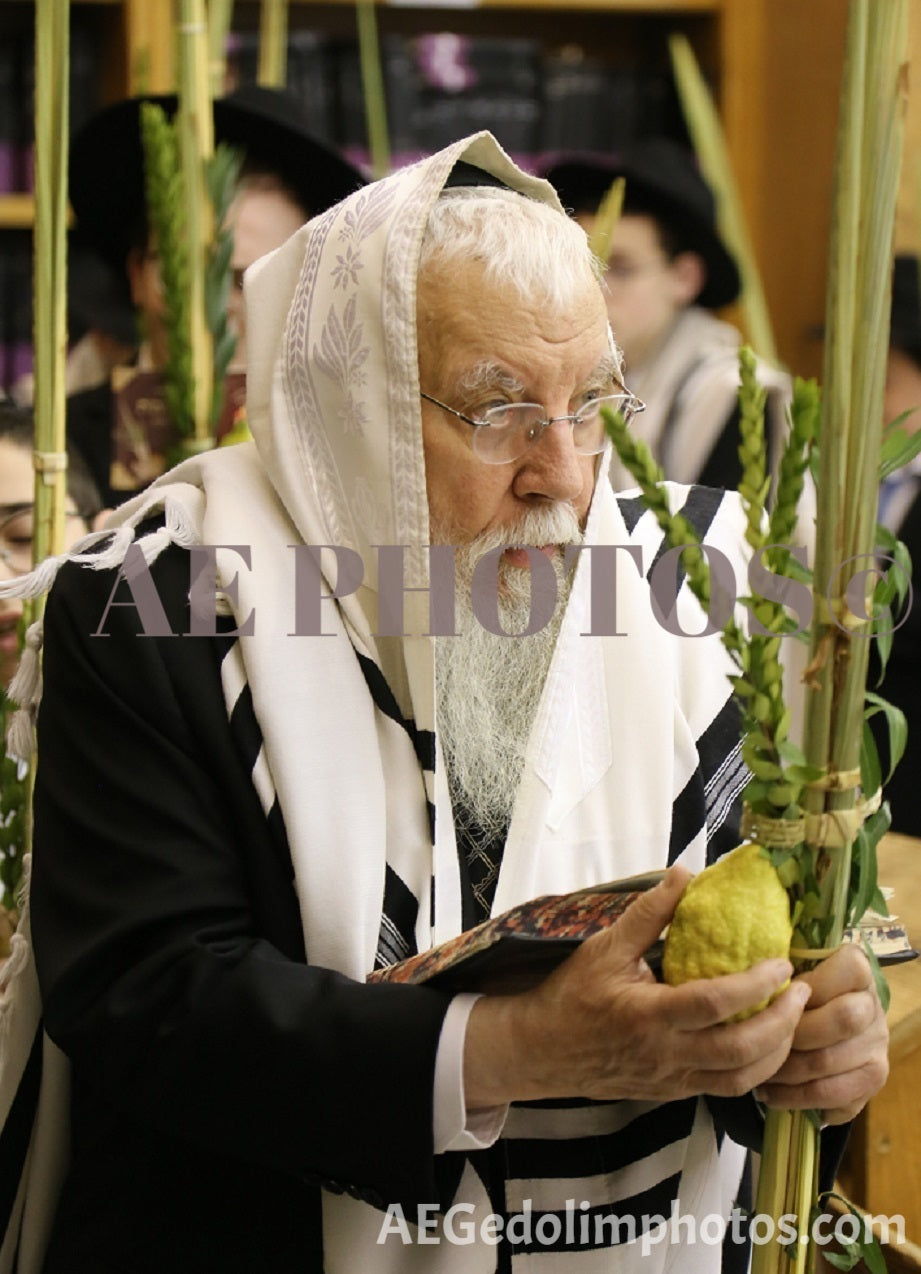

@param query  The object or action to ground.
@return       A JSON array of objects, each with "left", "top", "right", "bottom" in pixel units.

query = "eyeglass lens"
[{"left": 473, "top": 393, "right": 637, "bottom": 463}]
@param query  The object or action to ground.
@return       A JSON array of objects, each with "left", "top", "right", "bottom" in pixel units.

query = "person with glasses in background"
[
  {"left": 10, "top": 142, "right": 887, "bottom": 1274},
  {"left": 543, "top": 140, "right": 792, "bottom": 495},
  {"left": 0, "top": 402, "right": 101, "bottom": 689}
]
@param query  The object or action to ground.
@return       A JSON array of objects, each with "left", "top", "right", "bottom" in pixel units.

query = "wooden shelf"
[
  {"left": 290, "top": 0, "right": 721, "bottom": 9},
  {"left": 0, "top": 194, "right": 36, "bottom": 231}
]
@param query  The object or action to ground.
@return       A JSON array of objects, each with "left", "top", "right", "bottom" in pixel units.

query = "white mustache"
[{"left": 464, "top": 504, "right": 582, "bottom": 559}]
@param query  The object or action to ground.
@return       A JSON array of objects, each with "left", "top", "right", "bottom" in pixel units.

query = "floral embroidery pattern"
[
  {"left": 313, "top": 296, "right": 371, "bottom": 435},
  {"left": 331, "top": 243, "right": 362, "bottom": 291},
  {"left": 338, "top": 184, "right": 399, "bottom": 249}
]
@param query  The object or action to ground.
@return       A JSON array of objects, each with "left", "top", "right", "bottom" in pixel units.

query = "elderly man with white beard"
[{"left": 2, "top": 137, "right": 887, "bottom": 1274}]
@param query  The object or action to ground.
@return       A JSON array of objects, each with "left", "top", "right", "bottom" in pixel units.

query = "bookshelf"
[{"left": 0, "top": 0, "right": 850, "bottom": 392}]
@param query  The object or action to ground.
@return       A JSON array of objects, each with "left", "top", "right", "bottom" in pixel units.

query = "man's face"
[
  {"left": 225, "top": 183, "right": 306, "bottom": 369},
  {"left": 0, "top": 440, "right": 83, "bottom": 687},
  {"left": 128, "top": 182, "right": 306, "bottom": 372},
  {"left": 574, "top": 212, "right": 702, "bottom": 370},
  {"left": 418, "top": 253, "right": 610, "bottom": 562}
]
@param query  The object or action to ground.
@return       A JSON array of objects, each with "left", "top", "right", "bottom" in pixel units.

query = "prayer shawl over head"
[{"left": 0, "top": 134, "right": 753, "bottom": 1272}]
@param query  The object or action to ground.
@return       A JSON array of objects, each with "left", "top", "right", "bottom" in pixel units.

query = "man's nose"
[{"left": 513, "top": 420, "right": 587, "bottom": 505}]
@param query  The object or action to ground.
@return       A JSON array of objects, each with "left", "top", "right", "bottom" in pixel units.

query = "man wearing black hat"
[
  {"left": 65, "top": 85, "right": 366, "bottom": 507},
  {"left": 543, "top": 139, "right": 791, "bottom": 493}
]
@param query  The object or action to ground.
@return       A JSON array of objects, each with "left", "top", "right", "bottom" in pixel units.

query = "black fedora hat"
[
  {"left": 69, "top": 84, "right": 367, "bottom": 274},
  {"left": 542, "top": 138, "right": 740, "bottom": 310}
]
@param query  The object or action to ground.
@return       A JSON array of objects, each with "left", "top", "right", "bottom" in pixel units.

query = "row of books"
[
  {"left": 0, "top": 25, "right": 687, "bottom": 196},
  {"left": 0, "top": 236, "right": 32, "bottom": 398},
  {"left": 0, "top": 17, "right": 104, "bottom": 196},
  {"left": 225, "top": 30, "right": 689, "bottom": 173}
]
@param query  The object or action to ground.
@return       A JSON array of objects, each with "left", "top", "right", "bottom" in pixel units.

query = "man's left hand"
[{"left": 755, "top": 944, "right": 889, "bottom": 1125}]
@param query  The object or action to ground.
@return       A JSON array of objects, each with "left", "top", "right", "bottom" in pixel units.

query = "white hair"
[{"left": 419, "top": 185, "right": 603, "bottom": 310}]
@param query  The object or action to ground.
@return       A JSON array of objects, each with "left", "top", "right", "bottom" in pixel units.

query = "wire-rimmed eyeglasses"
[{"left": 419, "top": 387, "right": 645, "bottom": 465}]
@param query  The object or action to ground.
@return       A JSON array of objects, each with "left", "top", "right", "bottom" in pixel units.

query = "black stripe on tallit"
[
  {"left": 667, "top": 692, "right": 746, "bottom": 866},
  {"left": 615, "top": 493, "right": 647, "bottom": 535},
  {"left": 503, "top": 1098, "right": 697, "bottom": 1181},
  {"left": 698, "top": 696, "right": 748, "bottom": 863},
  {"left": 506, "top": 1172, "right": 684, "bottom": 1254},
  {"left": 355, "top": 650, "right": 436, "bottom": 772},
  {"left": 668, "top": 767, "right": 707, "bottom": 866},
  {"left": 227, "top": 680, "right": 264, "bottom": 774},
  {"left": 219, "top": 640, "right": 294, "bottom": 876},
  {"left": 374, "top": 865, "right": 420, "bottom": 967},
  {"left": 646, "top": 484, "right": 727, "bottom": 587},
  {"left": 0, "top": 1024, "right": 42, "bottom": 1241}
]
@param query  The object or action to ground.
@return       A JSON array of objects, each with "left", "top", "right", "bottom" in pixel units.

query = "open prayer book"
[{"left": 367, "top": 870, "right": 666, "bottom": 993}]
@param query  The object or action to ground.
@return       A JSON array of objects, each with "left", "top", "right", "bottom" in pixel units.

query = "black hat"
[
  {"left": 65, "top": 239, "right": 137, "bottom": 345},
  {"left": 542, "top": 139, "right": 741, "bottom": 310},
  {"left": 890, "top": 255, "right": 921, "bottom": 367},
  {"left": 69, "top": 84, "right": 367, "bottom": 274}
]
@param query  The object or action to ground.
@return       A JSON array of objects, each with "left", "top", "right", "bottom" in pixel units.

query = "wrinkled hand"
[
  {"left": 464, "top": 866, "right": 811, "bottom": 1108},
  {"left": 755, "top": 943, "right": 889, "bottom": 1125}
]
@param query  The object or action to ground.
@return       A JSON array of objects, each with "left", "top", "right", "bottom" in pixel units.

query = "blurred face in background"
[
  {"left": 0, "top": 440, "right": 85, "bottom": 688},
  {"left": 224, "top": 178, "right": 307, "bottom": 370},
  {"left": 127, "top": 176, "right": 307, "bottom": 373},
  {"left": 574, "top": 212, "right": 704, "bottom": 371}
]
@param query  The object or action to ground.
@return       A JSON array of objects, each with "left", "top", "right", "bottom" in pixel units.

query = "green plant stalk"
[
  {"left": 587, "top": 177, "right": 624, "bottom": 264},
  {"left": 177, "top": 0, "right": 215, "bottom": 447},
  {"left": 804, "top": 0, "right": 906, "bottom": 944},
  {"left": 754, "top": 5, "right": 907, "bottom": 1272},
  {"left": 258, "top": 0, "right": 288, "bottom": 88},
  {"left": 669, "top": 33, "right": 779, "bottom": 367},
  {"left": 5, "top": 0, "right": 71, "bottom": 924},
  {"left": 141, "top": 103, "right": 194, "bottom": 439},
  {"left": 204, "top": 142, "right": 244, "bottom": 428},
  {"left": 356, "top": 0, "right": 390, "bottom": 179},
  {"left": 208, "top": 0, "right": 234, "bottom": 97},
  {"left": 32, "top": 0, "right": 70, "bottom": 578}
]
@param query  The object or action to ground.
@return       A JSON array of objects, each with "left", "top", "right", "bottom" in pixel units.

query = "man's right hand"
[{"left": 463, "top": 865, "right": 810, "bottom": 1109}]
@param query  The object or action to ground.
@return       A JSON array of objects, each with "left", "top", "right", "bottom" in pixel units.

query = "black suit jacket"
[{"left": 31, "top": 543, "right": 455, "bottom": 1273}]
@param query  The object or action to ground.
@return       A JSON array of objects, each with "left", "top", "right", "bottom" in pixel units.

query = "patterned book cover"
[
  {"left": 110, "top": 368, "right": 247, "bottom": 494},
  {"left": 368, "top": 870, "right": 666, "bottom": 994}
]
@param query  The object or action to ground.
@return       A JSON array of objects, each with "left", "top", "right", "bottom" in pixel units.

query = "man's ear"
[{"left": 669, "top": 251, "right": 707, "bottom": 307}]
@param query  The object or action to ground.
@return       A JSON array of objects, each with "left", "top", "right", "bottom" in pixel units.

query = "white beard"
[{"left": 434, "top": 504, "right": 581, "bottom": 836}]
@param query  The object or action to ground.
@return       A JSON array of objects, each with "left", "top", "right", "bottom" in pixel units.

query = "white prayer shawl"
[
  {"left": 0, "top": 134, "right": 754, "bottom": 1272},
  {"left": 609, "top": 306, "right": 792, "bottom": 491}
]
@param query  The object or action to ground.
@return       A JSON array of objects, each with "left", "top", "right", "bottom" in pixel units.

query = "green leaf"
[
  {"left": 848, "top": 826, "right": 877, "bottom": 927},
  {"left": 864, "top": 691, "right": 908, "bottom": 782},
  {"left": 860, "top": 718, "right": 882, "bottom": 800},
  {"left": 860, "top": 1235, "right": 890, "bottom": 1274},
  {"left": 822, "top": 1250, "right": 860, "bottom": 1271},
  {"left": 213, "top": 328, "right": 237, "bottom": 379},
  {"left": 861, "top": 937, "right": 891, "bottom": 1013},
  {"left": 878, "top": 421, "right": 921, "bottom": 478}
]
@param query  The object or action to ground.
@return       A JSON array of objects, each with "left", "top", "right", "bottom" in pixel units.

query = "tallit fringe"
[
  {"left": 0, "top": 853, "right": 32, "bottom": 1022},
  {"left": 3, "top": 493, "right": 204, "bottom": 762}
]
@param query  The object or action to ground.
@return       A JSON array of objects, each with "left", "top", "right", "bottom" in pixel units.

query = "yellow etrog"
[{"left": 662, "top": 842, "right": 793, "bottom": 1022}]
